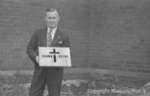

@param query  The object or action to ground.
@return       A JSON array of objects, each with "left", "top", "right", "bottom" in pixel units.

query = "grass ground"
[{"left": 0, "top": 68, "right": 148, "bottom": 96}]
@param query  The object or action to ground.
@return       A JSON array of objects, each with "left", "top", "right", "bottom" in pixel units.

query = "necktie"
[{"left": 47, "top": 28, "right": 52, "bottom": 47}]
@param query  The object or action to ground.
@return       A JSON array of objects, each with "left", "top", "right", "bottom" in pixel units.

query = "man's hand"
[{"left": 36, "top": 56, "right": 39, "bottom": 63}]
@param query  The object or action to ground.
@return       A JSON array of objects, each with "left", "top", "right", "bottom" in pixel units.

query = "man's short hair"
[
  {"left": 46, "top": 8, "right": 58, "bottom": 13},
  {"left": 45, "top": 8, "right": 60, "bottom": 18}
]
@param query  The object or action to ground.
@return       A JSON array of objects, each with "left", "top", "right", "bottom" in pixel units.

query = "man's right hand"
[{"left": 36, "top": 56, "right": 39, "bottom": 63}]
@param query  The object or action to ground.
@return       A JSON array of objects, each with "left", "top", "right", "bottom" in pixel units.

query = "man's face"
[{"left": 45, "top": 11, "right": 59, "bottom": 28}]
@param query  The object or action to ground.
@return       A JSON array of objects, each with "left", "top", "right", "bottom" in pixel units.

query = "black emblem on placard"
[{"left": 49, "top": 49, "right": 60, "bottom": 62}]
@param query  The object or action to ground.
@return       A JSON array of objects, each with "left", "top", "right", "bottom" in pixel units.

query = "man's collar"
[
  {"left": 47, "top": 27, "right": 57, "bottom": 32},
  {"left": 47, "top": 27, "right": 57, "bottom": 30}
]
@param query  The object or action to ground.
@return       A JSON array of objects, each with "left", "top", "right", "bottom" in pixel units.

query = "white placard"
[{"left": 38, "top": 47, "right": 71, "bottom": 67}]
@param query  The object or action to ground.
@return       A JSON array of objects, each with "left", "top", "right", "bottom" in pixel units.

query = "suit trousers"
[{"left": 29, "top": 66, "right": 63, "bottom": 96}]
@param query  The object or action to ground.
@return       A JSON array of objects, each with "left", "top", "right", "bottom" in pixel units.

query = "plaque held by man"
[{"left": 38, "top": 47, "right": 72, "bottom": 67}]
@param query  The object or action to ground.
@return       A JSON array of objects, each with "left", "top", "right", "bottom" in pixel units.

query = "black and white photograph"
[{"left": 0, "top": 0, "right": 150, "bottom": 96}]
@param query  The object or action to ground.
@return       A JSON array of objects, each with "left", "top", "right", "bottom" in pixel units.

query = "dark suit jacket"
[{"left": 27, "top": 27, "right": 70, "bottom": 66}]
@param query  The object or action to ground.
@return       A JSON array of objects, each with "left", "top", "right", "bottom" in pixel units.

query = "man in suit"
[{"left": 26, "top": 8, "right": 70, "bottom": 96}]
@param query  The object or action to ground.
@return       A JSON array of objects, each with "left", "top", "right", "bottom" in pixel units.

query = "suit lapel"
[{"left": 43, "top": 27, "right": 47, "bottom": 46}]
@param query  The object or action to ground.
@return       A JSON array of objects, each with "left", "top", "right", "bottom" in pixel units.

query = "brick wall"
[
  {"left": 0, "top": 0, "right": 150, "bottom": 73},
  {"left": 89, "top": 0, "right": 150, "bottom": 73}
]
